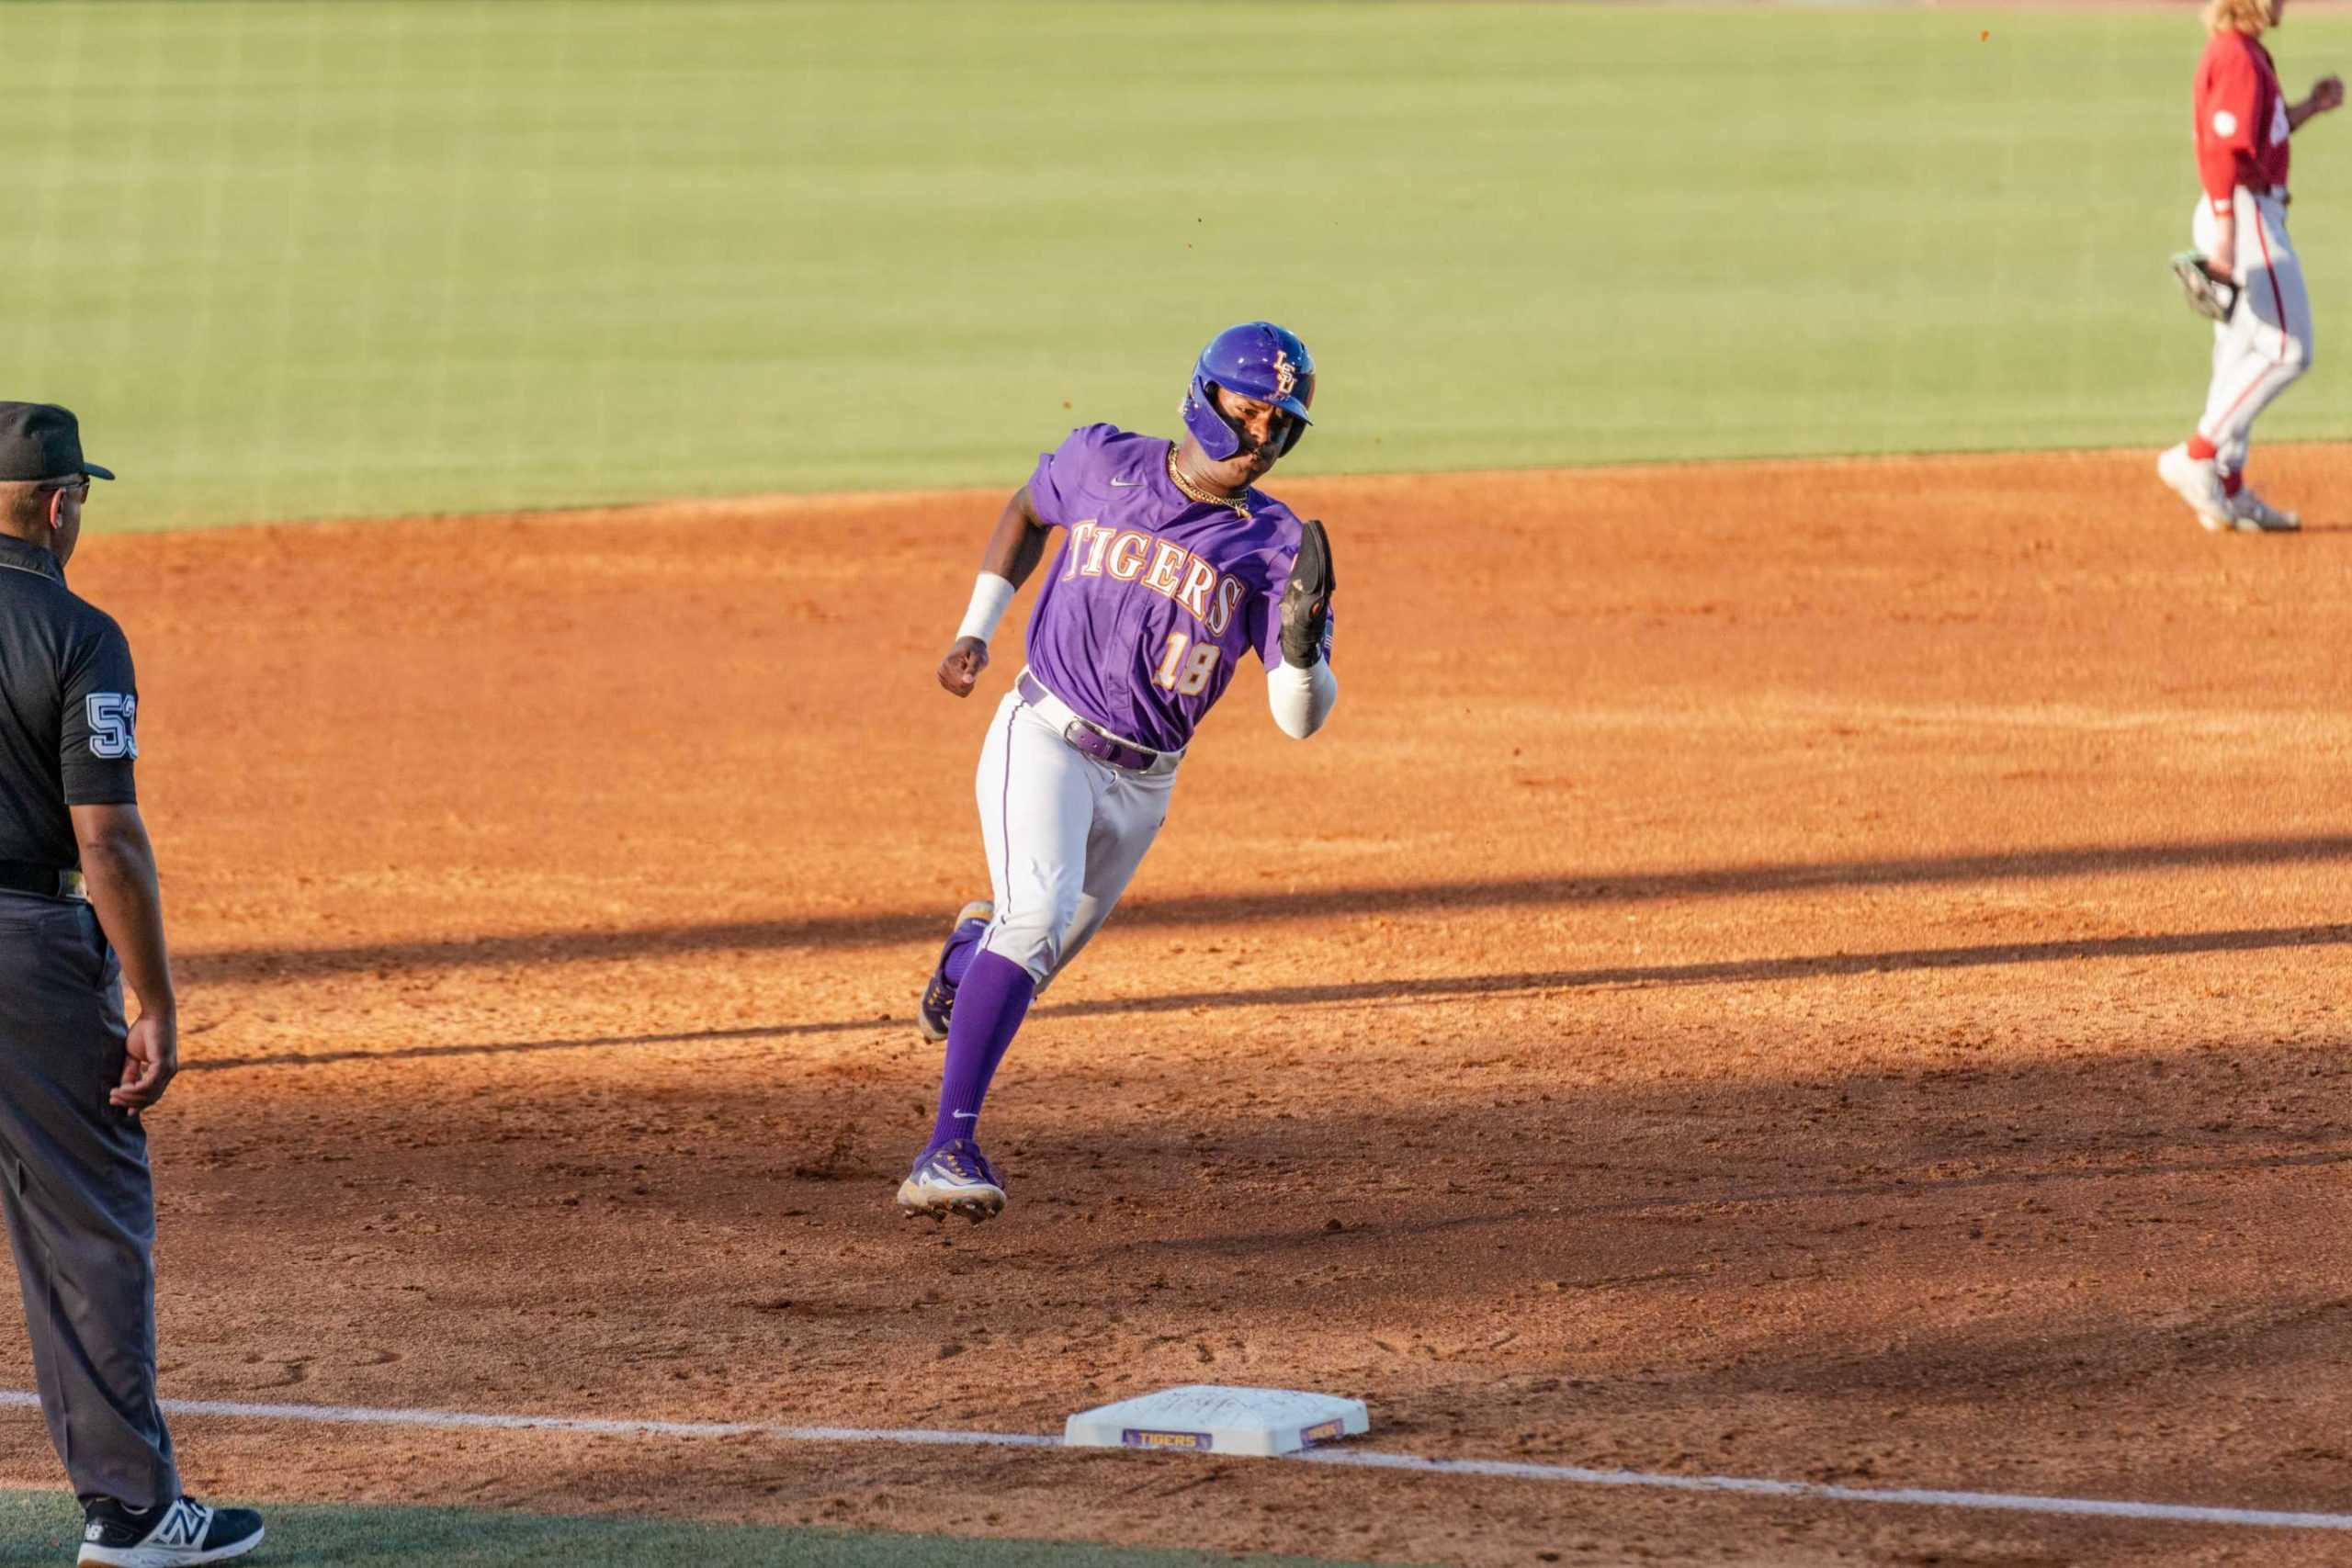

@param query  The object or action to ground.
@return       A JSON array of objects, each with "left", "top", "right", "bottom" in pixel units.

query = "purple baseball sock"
[
  {"left": 927, "top": 951, "right": 1035, "bottom": 1151},
  {"left": 941, "top": 920, "right": 984, "bottom": 988}
]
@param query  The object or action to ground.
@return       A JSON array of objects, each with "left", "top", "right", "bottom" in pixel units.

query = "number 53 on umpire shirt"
[{"left": 0, "top": 530, "right": 139, "bottom": 874}]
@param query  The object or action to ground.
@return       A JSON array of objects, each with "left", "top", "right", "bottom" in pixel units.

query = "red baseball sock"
[{"left": 2187, "top": 435, "right": 2219, "bottom": 461}]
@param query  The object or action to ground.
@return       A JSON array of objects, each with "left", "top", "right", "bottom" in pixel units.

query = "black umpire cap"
[{"left": 0, "top": 402, "right": 113, "bottom": 483}]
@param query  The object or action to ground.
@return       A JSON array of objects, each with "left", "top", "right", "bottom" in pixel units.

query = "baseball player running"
[
  {"left": 2159, "top": 0, "right": 2342, "bottom": 532},
  {"left": 899, "top": 321, "right": 1339, "bottom": 1223}
]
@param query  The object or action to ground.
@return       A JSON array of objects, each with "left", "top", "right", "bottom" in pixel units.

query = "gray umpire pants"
[{"left": 0, "top": 892, "right": 176, "bottom": 1507}]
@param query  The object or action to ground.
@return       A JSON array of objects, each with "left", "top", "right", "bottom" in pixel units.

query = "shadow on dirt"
[
  {"left": 174, "top": 833, "right": 2352, "bottom": 987},
  {"left": 144, "top": 1017, "right": 2352, "bottom": 1546},
  {"left": 187, "top": 919, "right": 2351, "bottom": 1073}
]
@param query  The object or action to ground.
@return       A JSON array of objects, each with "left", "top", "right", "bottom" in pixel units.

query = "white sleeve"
[{"left": 1266, "top": 658, "right": 1338, "bottom": 739}]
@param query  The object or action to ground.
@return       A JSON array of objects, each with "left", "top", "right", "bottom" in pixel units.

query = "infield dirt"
[{"left": 3, "top": 448, "right": 2347, "bottom": 1566}]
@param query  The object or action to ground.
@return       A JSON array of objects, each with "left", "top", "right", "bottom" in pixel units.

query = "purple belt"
[{"left": 1016, "top": 671, "right": 1162, "bottom": 773}]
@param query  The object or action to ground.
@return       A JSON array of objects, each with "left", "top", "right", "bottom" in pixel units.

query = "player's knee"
[{"left": 986, "top": 907, "right": 1071, "bottom": 983}]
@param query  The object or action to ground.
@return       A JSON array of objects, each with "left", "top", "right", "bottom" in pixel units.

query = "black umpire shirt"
[{"left": 0, "top": 534, "right": 139, "bottom": 874}]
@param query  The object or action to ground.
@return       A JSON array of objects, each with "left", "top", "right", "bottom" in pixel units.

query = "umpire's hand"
[
  {"left": 111, "top": 1012, "right": 177, "bottom": 1111},
  {"left": 72, "top": 802, "right": 183, "bottom": 1113}
]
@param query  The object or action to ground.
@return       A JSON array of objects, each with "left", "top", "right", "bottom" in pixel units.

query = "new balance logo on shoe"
[{"left": 153, "top": 1503, "right": 208, "bottom": 1548}]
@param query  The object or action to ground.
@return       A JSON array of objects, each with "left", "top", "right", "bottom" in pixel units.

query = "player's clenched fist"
[{"left": 937, "top": 635, "right": 989, "bottom": 697}]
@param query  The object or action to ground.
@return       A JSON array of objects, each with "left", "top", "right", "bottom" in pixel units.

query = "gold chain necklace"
[{"left": 1165, "top": 445, "right": 1250, "bottom": 517}]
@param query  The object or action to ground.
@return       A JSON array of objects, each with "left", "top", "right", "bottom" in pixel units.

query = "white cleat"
[
  {"left": 2226, "top": 487, "right": 2301, "bottom": 533},
  {"left": 2157, "top": 444, "right": 2235, "bottom": 532},
  {"left": 896, "top": 1137, "right": 1007, "bottom": 1223}
]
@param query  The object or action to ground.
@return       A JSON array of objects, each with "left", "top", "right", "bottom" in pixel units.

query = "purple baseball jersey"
[{"left": 1022, "top": 423, "right": 1329, "bottom": 753}]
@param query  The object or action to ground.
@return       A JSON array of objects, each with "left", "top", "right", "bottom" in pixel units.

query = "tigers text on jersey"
[
  {"left": 0, "top": 534, "right": 139, "bottom": 872},
  {"left": 2196, "top": 29, "right": 2290, "bottom": 200},
  {"left": 1021, "top": 423, "right": 1324, "bottom": 754}
]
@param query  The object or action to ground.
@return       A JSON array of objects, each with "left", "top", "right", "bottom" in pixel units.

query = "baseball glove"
[
  {"left": 2171, "top": 252, "right": 2239, "bottom": 322},
  {"left": 1278, "top": 519, "right": 1335, "bottom": 668}
]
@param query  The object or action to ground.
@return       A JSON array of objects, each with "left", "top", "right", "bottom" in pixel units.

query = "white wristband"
[{"left": 956, "top": 572, "right": 1017, "bottom": 644}]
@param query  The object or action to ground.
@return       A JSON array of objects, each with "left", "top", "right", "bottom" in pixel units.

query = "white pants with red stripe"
[{"left": 2191, "top": 189, "right": 2311, "bottom": 475}]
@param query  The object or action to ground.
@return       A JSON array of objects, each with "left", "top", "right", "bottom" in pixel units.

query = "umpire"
[{"left": 0, "top": 403, "right": 262, "bottom": 1566}]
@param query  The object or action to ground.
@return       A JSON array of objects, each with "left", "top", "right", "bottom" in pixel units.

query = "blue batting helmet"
[{"left": 1180, "top": 321, "right": 1316, "bottom": 461}]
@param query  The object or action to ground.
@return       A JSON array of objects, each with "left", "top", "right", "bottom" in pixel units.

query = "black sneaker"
[{"left": 79, "top": 1496, "right": 265, "bottom": 1566}]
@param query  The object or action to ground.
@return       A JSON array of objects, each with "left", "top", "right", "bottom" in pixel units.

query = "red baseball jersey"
[{"left": 2194, "top": 29, "right": 2290, "bottom": 202}]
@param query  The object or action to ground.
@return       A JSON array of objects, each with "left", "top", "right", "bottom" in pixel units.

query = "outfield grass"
[
  {"left": 0, "top": 1489, "right": 1406, "bottom": 1568},
  {"left": 4, "top": 1, "right": 2346, "bottom": 529}
]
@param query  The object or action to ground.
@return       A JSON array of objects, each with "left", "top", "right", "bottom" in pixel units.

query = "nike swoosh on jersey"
[{"left": 1109, "top": 478, "right": 1145, "bottom": 487}]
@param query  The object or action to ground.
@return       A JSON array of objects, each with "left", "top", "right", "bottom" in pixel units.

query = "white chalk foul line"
[
  {"left": 0, "top": 1390, "right": 1054, "bottom": 1450},
  {"left": 1289, "top": 1449, "right": 2352, "bottom": 1531},
  {"left": 6, "top": 1391, "right": 2350, "bottom": 1533}
]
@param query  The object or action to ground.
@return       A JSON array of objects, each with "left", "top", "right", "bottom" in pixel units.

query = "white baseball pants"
[
  {"left": 2191, "top": 189, "right": 2312, "bottom": 474},
  {"left": 970, "top": 688, "right": 1177, "bottom": 989}
]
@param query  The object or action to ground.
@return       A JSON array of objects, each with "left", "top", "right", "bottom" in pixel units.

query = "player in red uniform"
[{"left": 2157, "top": 0, "right": 2342, "bottom": 533}]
